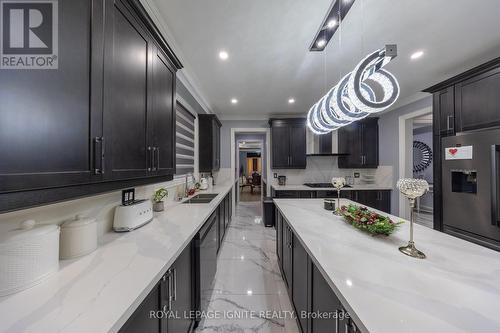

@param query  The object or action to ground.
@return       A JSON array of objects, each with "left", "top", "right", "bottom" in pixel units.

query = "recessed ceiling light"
[
  {"left": 219, "top": 50, "right": 229, "bottom": 60},
  {"left": 288, "top": 98, "right": 295, "bottom": 104},
  {"left": 231, "top": 98, "right": 238, "bottom": 104},
  {"left": 317, "top": 39, "right": 326, "bottom": 48},
  {"left": 326, "top": 19, "right": 337, "bottom": 29},
  {"left": 410, "top": 50, "right": 424, "bottom": 60}
]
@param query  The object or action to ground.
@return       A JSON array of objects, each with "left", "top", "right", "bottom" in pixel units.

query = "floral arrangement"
[
  {"left": 339, "top": 204, "right": 403, "bottom": 236},
  {"left": 153, "top": 188, "right": 168, "bottom": 203}
]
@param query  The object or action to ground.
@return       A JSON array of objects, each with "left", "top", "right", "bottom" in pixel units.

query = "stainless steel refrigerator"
[{"left": 442, "top": 129, "right": 500, "bottom": 250}]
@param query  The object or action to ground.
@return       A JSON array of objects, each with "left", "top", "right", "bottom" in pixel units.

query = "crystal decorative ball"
[
  {"left": 396, "top": 178, "right": 429, "bottom": 199},
  {"left": 331, "top": 177, "right": 346, "bottom": 190}
]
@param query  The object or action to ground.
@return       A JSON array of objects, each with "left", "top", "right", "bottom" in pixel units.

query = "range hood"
[{"left": 306, "top": 129, "right": 349, "bottom": 156}]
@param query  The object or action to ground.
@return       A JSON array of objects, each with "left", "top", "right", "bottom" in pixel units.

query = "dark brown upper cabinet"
[
  {"left": 0, "top": 0, "right": 182, "bottom": 212},
  {"left": 338, "top": 117, "right": 379, "bottom": 169},
  {"left": 198, "top": 114, "right": 221, "bottom": 173},
  {"left": 103, "top": 0, "right": 153, "bottom": 181},
  {"left": 0, "top": 0, "right": 103, "bottom": 193},
  {"left": 434, "top": 86, "right": 455, "bottom": 136},
  {"left": 424, "top": 57, "right": 500, "bottom": 135},
  {"left": 455, "top": 66, "right": 500, "bottom": 132},
  {"left": 269, "top": 118, "right": 307, "bottom": 169},
  {"left": 150, "top": 46, "right": 176, "bottom": 176}
]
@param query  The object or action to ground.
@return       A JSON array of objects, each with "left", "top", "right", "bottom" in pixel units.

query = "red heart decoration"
[{"left": 449, "top": 148, "right": 458, "bottom": 155}]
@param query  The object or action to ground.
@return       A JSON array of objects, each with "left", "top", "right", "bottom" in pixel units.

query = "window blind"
[{"left": 175, "top": 102, "right": 196, "bottom": 176}]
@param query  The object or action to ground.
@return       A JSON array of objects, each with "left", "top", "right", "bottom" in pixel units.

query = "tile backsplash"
[{"left": 271, "top": 156, "right": 393, "bottom": 187}]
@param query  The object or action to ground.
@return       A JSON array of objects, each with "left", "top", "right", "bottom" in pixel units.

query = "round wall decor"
[{"left": 413, "top": 141, "right": 433, "bottom": 173}]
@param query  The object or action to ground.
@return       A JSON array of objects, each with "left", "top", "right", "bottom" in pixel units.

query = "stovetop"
[{"left": 303, "top": 183, "right": 352, "bottom": 188}]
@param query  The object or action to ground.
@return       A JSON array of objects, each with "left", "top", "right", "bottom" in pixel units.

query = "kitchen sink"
[
  {"left": 182, "top": 193, "right": 218, "bottom": 204},
  {"left": 194, "top": 193, "right": 218, "bottom": 199}
]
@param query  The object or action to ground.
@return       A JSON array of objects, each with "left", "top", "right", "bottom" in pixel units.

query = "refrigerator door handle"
[{"left": 491, "top": 145, "right": 500, "bottom": 227}]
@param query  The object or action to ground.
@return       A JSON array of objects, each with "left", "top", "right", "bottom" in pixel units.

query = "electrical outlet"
[
  {"left": 122, "top": 188, "right": 135, "bottom": 205},
  {"left": 274, "top": 173, "right": 278, "bottom": 178}
]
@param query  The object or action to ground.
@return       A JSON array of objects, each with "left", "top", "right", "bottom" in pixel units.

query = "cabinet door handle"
[
  {"left": 335, "top": 310, "right": 340, "bottom": 333},
  {"left": 447, "top": 115, "right": 454, "bottom": 131},
  {"left": 153, "top": 147, "right": 158, "bottom": 171},
  {"left": 147, "top": 146, "right": 153, "bottom": 172},
  {"left": 93, "top": 137, "right": 105, "bottom": 174},
  {"left": 173, "top": 268, "right": 177, "bottom": 301},
  {"left": 168, "top": 269, "right": 173, "bottom": 310},
  {"left": 162, "top": 273, "right": 170, "bottom": 311},
  {"left": 156, "top": 147, "right": 160, "bottom": 171}
]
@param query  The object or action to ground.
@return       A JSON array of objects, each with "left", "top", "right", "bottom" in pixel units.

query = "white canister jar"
[
  {"left": 0, "top": 220, "right": 60, "bottom": 296},
  {"left": 59, "top": 215, "right": 98, "bottom": 260}
]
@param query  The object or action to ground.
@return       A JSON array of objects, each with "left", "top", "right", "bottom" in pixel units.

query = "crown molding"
[{"left": 139, "top": 0, "right": 214, "bottom": 115}]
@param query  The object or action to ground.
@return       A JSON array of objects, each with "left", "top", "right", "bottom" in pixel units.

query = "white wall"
[
  {"left": 378, "top": 96, "right": 433, "bottom": 215},
  {"left": 220, "top": 120, "right": 269, "bottom": 168}
]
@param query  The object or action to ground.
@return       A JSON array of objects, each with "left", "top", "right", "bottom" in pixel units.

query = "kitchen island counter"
[{"left": 274, "top": 198, "right": 500, "bottom": 333}]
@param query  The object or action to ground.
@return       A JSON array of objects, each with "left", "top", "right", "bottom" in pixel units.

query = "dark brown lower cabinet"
[
  {"left": 165, "top": 243, "right": 193, "bottom": 333},
  {"left": 217, "top": 202, "right": 224, "bottom": 252},
  {"left": 272, "top": 190, "right": 391, "bottom": 214},
  {"left": 282, "top": 223, "right": 293, "bottom": 289},
  {"left": 274, "top": 190, "right": 300, "bottom": 198},
  {"left": 276, "top": 209, "right": 362, "bottom": 333},
  {"left": 119, "top": 242, "right": 193, "bottom": 333},
  {"left": 119, "top": 281, "right": 161, "bottom": 333},
  {"left": 311, "top": 264, "right": 356, "bottom": 333},
  {"left": 350, "top": 190, "right": 391, "bottom": 214},
  {"left": 276, "top": 211, "right": 283, "bottom": 267},
  {"left": 292, "top": 233, "right": 310, "bottom": 333}
]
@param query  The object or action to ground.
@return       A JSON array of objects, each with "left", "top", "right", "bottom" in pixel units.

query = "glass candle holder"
[{"left": 396, "top": 178, "right": 429, "bottom": 259}]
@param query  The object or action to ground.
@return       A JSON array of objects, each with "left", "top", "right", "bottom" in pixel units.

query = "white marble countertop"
[
  {"left": 273, "top": 198, "right": 500, "bottom": 333},
  {"left": 0, "top": 181, "right": 234, "bottom": 333},
  {"left": 271, "top": 184, "right": 393, "bottom": 191}
]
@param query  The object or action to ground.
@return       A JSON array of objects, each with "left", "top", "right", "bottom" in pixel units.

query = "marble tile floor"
[
  {"left": 195, "top": 202, "right": 300, "bottom": 333},
  {"left": 239, "top": 190, "right": 262, "bottom": 202}
]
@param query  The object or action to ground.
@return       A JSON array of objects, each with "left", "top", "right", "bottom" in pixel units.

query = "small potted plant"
[{"left": 152, "top": 188, "right": 168, "bottom": 212}]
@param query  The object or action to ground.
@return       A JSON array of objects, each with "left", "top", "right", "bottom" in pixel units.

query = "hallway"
[{"left": 196, "top": 202, "right": 300, "bottom": 333}]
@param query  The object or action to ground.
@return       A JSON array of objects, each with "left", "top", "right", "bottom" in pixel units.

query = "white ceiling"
[{"left": 151, "top": 0, "right": 500, "bottom": 119}]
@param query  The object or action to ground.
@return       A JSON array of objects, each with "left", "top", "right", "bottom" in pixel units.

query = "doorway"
[
  {"left": 238, "top": 141, "right": 262, "bottom": 202},
  {"left": 398, "top": 108, "right": 434, "bottom": 228},
  {"left": 230, "top": 128, "right": 271, "bottom": 210}
]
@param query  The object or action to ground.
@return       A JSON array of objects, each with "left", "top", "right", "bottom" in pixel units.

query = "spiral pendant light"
[{"left": 307, "top": 45, "right": 400, "bottom": 135}]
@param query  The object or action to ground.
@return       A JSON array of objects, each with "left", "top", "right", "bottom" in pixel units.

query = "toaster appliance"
[{"left": 113, "top": 200, "right": 153, "bottom": 232}]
